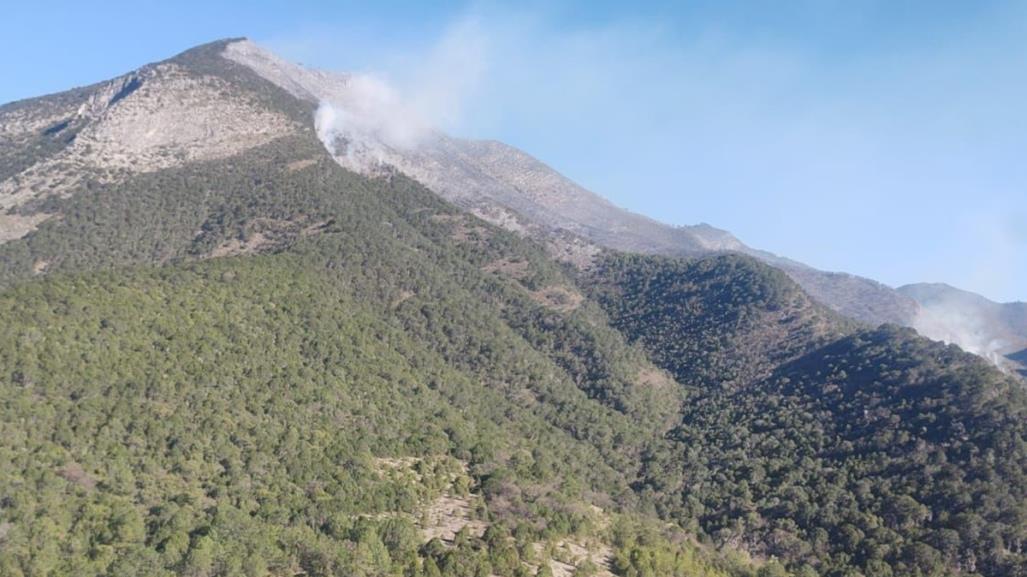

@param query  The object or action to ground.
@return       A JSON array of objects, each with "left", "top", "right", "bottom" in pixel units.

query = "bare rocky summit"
[{"left": 0, "top": 43, "right": 299, "bottom": 241}]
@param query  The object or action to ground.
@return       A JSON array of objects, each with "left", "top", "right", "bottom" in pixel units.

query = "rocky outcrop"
[{"left": 0, "top": 47, "right": 299, "bottom": 242}]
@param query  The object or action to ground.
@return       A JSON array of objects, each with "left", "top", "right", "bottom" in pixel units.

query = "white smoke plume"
[
  {"left": 913, "top": 306, "right": 1009, "bottom": 366},
  {"left": 311, "top": 16, "right": 488, "bottom": 173},
  {"left": 895, "top": 209, "right": 1026, "bottom": 372},
  {"left": 314, "top": 75, "right": 432, "bottom": 173},
  {"left": 908, "top": 284, "right": 1025, "bottom": 372}
]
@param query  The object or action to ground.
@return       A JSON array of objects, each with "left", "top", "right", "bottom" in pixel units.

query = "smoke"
[
  {"left": 909, "top": 284, "right": 1024, "bottom": 371},
  {"left": 311, "top": 15, "right": 488, "bottom": 171},
  {"left": 400, "top": 15, "right": 488, "bottom": 135},
  {"left": 314, "top": 75, "right": 431, "bottom": 171},
  {"left": 913, "top": 305, "right": 1009, "bottom": 366},
  {"left": 956, "top": 211, "right": 1026, "bottom": 306}
]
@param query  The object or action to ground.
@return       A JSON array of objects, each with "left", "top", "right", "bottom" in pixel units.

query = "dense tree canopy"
[
  {"left": 1, "top": 40, "right": 1025, "bottom": 577},
  {"left": 588, "top": 253, "right": 1027, "bottom": 577}
]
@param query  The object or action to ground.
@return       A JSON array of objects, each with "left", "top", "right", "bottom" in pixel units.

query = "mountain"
[
  {"left": 0, "top": 38, "right": 1025, "bottom": 577},
  {"left": 900, "top": 282, "right": 1027, "bottom": 375}
]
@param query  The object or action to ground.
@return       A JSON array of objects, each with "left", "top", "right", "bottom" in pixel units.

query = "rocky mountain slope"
[
  {"left": 0, "top": 39, "right": 1025, "bottom": 577},
  {"left": 0, "top": 45, "right": 303, "bottom": 243}
]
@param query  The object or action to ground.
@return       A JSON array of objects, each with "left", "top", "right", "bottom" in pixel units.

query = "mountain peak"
[
  {"left": 222, "top": 39, "right": 352, "bottom": 104},
  {"left": 0, "top": 38, "right": 310, "bottom": 244}
]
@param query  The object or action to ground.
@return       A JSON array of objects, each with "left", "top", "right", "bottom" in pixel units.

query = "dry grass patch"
[
  {"left": 431, "top": 213, "right": 491, "bottom": 244},
  {"left": 528, "top": 285, "right": 584, "bottom": 313},
  {"left": 482, "top": 257, "right": 531, "bottom": 280},
  {"left": 0, "top": 212, "right": 53, "bottom": 244},
  {"left": 536, "top": 538, "right": 615, "bottom": 577},
  {"left": 285, "top": 158, "right": 318, "bottom": 172},
  {"left": 206, "top": 217, "right": 333, "bottom": 258},
  {"left": 422, "top": 495, "right": 487, "bottom": 543}
]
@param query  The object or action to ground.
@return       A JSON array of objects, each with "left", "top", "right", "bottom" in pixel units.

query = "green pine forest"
[{"left": 0, "top": 41, "right": 1024, "bottom": 577}]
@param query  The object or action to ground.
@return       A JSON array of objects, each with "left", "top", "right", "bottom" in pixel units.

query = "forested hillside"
[
  {"left": 0, "top": 251, "right": 719, "bottom": 577},
  {"left": 0, "top": 137, "right": 756, "bottom": 575},
  {"left": 1, "top": 39, "right": 1025, "bottom": 577},
  {"left": 588, "top": 254, "right": 1027, "bottom": 577}
]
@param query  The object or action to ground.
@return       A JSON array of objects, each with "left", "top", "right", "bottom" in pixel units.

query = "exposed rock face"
[
  {"left": 0, "top": 213, "right": 50, "bottom": 243},
  {"left": 393, "top": 137, "right": 750, "bottom": 255},
  {"left": 224, "top": 40, "right": 353, "bottom": 102},
  {"left": 68, "top": 64, "right": 294, "bottom": 171},
  {"left": 0, "top": 49, "right": 299, "bottom": 241}
]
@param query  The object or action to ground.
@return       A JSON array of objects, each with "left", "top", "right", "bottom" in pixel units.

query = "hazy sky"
[{"left": 3, "top": 1, "right": 1025, "bottom": 302}]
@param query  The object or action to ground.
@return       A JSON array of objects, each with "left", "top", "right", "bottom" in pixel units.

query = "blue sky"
[{"left": 3, "top": 1, "right": 1025, "bottom": 302}]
